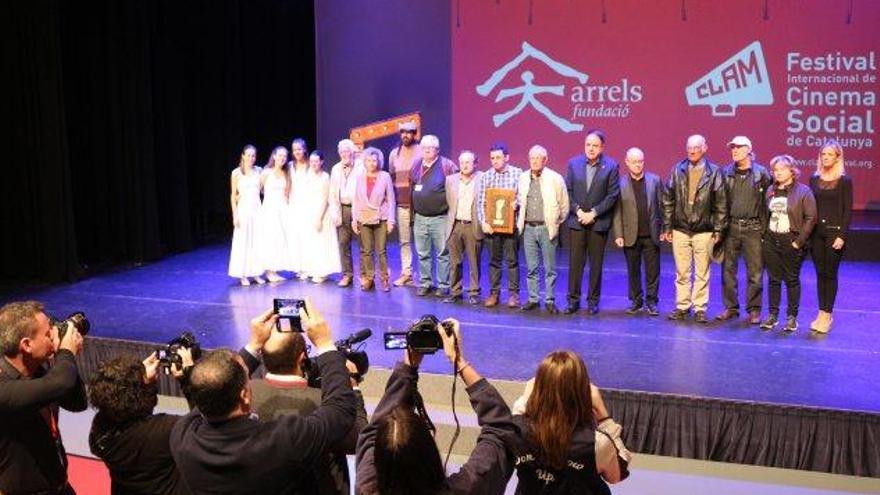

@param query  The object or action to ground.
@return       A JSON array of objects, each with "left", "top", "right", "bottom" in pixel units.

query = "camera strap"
[{"left": 411, "top": 379, "right": 436, "bottom": 436}]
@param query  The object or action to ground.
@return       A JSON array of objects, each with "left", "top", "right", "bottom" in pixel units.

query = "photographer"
[
  {"left": 0, "top": 301, "right": 86, "bottom": 495},
  {"left": 250, "top": 330, "right": 368, "bottom": 494},
  {"left": 170, "top": 299, "right": 356, "bottom": 494},
  {"left": 355, "top": 319, "right": 516, "bottom": 495},
  {"left": 87, "top": 347, "right": 195, "bottom": 495}
]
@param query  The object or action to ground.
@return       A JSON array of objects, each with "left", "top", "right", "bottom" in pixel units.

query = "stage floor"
[{"left": 5, "top": 242, "right": 879, "bottom": 413}]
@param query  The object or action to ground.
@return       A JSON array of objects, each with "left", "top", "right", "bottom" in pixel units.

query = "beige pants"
[
  {"left": 396, "top": 206, "right": 413, "bottom": 276},
  {"left": 672, "top": 230, "right": 714, "bottom": 312}
]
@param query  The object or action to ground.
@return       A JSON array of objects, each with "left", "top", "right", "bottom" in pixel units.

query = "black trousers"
[
  {"left": 485, "top": 232, "right": 519, "bottom": 294},
  {"left": 722, "top": 220, "right": 764, "bottom": 312},
  {"left": 567, "top": 227, "right": 608, "bottom": 304},
  {"left": 811, "top": 225, "right": 845, "bottom": 312},
  {"left": 623, "top": 236, "right": 660, "bottom": 306},
  {"left": 336, "top": 205, "right": 359, "bottom": 277},
  {"left": 763, "top": 231, "right": 804, "bottom": 317}
]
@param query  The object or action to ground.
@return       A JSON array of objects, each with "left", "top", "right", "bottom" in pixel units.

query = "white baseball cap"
[{"left": 727, "top": 136, "right": 752, "bottom": 148}]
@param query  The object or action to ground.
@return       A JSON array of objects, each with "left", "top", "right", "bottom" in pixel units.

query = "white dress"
[
  {"left": 258, "top": 170, "right": 290, "bottom": 271},
  {"left": 286, "top": 164, "right": 311, "bottom": 273},
  {"left": 228, "top": 167, "right": 263, "bottom": 277},
  {"left": 301, "top": 170, "right": 341, "bottom": 277}
]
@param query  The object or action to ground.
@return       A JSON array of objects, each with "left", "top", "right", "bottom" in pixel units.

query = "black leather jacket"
[{"left": 662, "top": 158, "right": 728, "bottom": 235}]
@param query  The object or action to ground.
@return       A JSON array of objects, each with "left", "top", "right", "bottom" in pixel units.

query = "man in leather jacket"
[{"left": 661, "top": 135, "right": 728, "bottom": 323}]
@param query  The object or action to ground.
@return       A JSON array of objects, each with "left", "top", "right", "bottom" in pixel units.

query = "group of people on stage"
[{"left": 228, "top": 123, "right": 852, "bottom": 334}]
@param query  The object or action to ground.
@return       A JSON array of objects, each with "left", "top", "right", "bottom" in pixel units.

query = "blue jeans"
[
  {"left": 414, "top": 213, "right": 450, "bottom": 289},
  {"left": 523, "top": 224, "right": 557, "bottom": 303}
]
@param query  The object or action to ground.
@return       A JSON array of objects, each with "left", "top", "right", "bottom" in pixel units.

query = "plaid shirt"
[{"left": 478, "top": 165, "right": 523, "bottom": 223}]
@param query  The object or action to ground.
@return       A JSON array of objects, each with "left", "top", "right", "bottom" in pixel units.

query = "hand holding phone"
[{"left": 273, "top": 298, "right": 306, "bottom": 332}]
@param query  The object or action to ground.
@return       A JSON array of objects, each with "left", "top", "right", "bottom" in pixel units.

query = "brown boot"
[
  {"left": 393, "top": 273, "right": 411, "bottom": 287},
  {"left": 380, "top": 276, "right": 391, "bottom": 292},
  {"left": 337, "top": 274, "right": 353, "bottom": 287},
  {"left": 484, "top": 292, "right": 499, "bottom": 307},
  {"left": 360, "top": 276, "right": 374, "bottom": 291}
]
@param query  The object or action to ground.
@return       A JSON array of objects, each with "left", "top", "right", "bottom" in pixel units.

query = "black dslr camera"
[
  {"left": 156, "top": 332, "right": 202, "bottom": 371},
  {"left": 304, "top": 329, "right": 371, "bottom": 388},
  {"left": 384, "top": 315, "right": 453, "bottom": 354},
  {"left": 51, "top": 312, "right": 91, "bottom": 340}
]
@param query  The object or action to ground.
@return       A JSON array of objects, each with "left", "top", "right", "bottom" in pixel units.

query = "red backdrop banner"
[{"left": 451, "top": 0, "right": 879, "bottom": 209}]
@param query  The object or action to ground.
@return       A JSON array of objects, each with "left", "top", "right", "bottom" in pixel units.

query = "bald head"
[
  {"left": 686, "top": 135, "right": 707, "bottom": 164},
  {"left": 625, "top": 147, "right": 645, "bottom": 178},
  {"left": 189, "top": 349, "right": 249, "bottom": 420},
  {"left": 262, "top": 331, "right": 307, "bottom": 375}
]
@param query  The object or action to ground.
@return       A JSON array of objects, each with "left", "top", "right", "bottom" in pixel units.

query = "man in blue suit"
[{"left": 564, "top": 130, "right": 621, "bottom": 315}]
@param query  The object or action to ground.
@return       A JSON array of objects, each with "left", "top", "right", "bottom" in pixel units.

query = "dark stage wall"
[
  {"left": 314, "top": 0, "right": 452, "bottom": 155},
  {"left": 4, "top": 0, "right": 317, "bottom": 282}
]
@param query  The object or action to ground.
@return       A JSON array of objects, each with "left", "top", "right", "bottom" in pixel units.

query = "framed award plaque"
[{"left": 485, "top": 188, "right": 516, "bottom": 234}]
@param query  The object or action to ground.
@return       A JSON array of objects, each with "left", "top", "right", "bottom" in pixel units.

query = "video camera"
[
  {"left": 383, "top": 315, "right": 453, "bottom": 354},
  {"left": 304, "top": 328, "right": 371, "bottom": 387},
  {"left": 156, "top": 331, "right": 202, "bottom": 372},
  {"left": 51, "top": 311, "right": 91, "bottom": 340}
]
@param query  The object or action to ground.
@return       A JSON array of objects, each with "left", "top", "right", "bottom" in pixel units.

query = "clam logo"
[
  {"left": 686, "top": 41, "right": 773, "bottom": 117},
  {"left": 476, "top": 42, "right": 589, "bottom": 132}
]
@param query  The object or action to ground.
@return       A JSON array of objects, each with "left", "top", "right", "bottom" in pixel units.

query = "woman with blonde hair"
[
  {"left": 758, "top": 155, "right": 816, "bottom": 333},
  {"left": 510, "top": 350, "right": 631, "bottom": 494},
  {"left": 228, "top": 145, "right": 265, "bottom": 286},
  {"left": 809, "top": 140, "right": 853, "bottom": 333},
  {"left": 258, "top": 146, "right": 292, "bottom": 283}
]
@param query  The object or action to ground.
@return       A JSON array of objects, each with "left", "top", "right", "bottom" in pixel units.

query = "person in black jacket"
[
  {"left": 662, "top": 135, "right": 728, "bottom": 323},
  {"left": 564, "top": 130, "right": 621, "bottom": 315},
  {"left": 355, "top": 319, "right": 516, "bottom": 495},
  {"left": 170, "top": 299, "right": 356, "bottom": 495},
  {"left": 88, "top": 347, "right": 196, "bottom": 495},
  {"left": 508, "top": 350, "right": 631, "bottom": 494},
  {"left": 809, "top": 139, "right": 853, "bottom": 334},
  {"left": 716, "top": 136, "right": 773, "bottom": 325},
  {"left": 758, "top": 155, "right": 816, "bottom": 333},
  {"left": 0, "top": 301, "right": 87, "bottom": 495},
  {"left": 250, "top": 330, "right": 369, "bottom": 495}
]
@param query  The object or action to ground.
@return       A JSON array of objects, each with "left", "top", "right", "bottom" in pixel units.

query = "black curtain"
[{"left": 3, "top": 0, "right": 316, "bottom": 282}]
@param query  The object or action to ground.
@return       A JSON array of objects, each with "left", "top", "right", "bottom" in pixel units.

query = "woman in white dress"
[
  {"left": 228, "top": 145, "right": 265, "bottom": 286},
  {"left": 259, "top": 146, "right": 291, "bottom": 283},
  {"left": 301, "top": 150, "right": 342, "bottom": 282},
  {"left": 287, "top": 138, "right": 311, "bottom": 278}
]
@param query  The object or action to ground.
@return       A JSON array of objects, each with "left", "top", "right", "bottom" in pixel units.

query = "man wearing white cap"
[
  {"left": 716, "top": 136, "right": 773, "bottom": 325},
  {"left": 388, "top": 121, "right": 422, "bottom": 286}
]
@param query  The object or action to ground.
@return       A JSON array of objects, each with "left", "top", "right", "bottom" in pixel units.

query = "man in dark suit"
[
  {"left": 564, "top": 129, "right": 621, "bottom": 315},
  {"left": 612, "top": 148, "right": 663, "bottom": 316}
]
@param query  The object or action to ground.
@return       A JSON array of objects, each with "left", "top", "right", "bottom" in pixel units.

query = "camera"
[
  {"left": 52, "top": 311, "right": 91, "bottom": 341},
  {"left": 273, "top": 298, "right": 306, "bottom": 332},
  {"left": 156, "top": 331, "right": 202, "bottom": 371},
  {"left": 384, "top": 315, "right": 453, "bottom": 354},
  {"left": 304, "top": 329, "right": 371, "bottom": 387}
]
